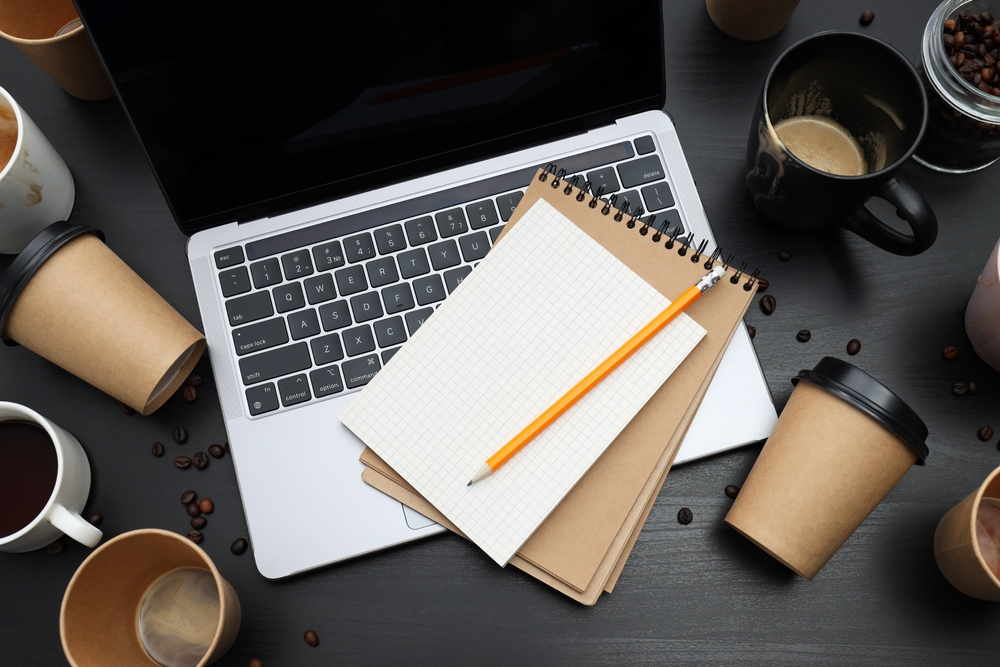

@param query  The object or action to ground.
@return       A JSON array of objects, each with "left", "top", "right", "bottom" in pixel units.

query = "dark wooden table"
[{"left": 3, "top": 1, "right": 1000, "bottom": 665}]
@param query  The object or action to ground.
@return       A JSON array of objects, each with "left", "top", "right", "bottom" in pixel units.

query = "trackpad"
[{"left": 402, "top": 504, "right": 437, "bottom": 530}]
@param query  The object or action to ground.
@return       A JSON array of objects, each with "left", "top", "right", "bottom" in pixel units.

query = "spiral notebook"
[{"left": 354, "top": 169, "right": 760, "bottom": 601}]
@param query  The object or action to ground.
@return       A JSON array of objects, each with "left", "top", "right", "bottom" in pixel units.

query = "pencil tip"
[{"left": 467, "top": 480, "right": 472, "bottom": 486}]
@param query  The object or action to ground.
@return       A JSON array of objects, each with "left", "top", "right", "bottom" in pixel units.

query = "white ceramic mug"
[
  {"left": 0, "top": 401, "right": 101, "bottom": 552},
  {"left": 0, "top": 85, "right": 75, "bottom": 254}
]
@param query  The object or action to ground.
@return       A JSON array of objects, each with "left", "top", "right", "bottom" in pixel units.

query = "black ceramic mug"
[{"left": 746, "top": 32, "right": 937, "bottom": 256}]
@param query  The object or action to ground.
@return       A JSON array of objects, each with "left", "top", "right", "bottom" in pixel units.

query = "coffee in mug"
[
  {"left": 772, "top": 116, "right": 866, "bottom": 176},
  {"left": 0, "top": 420, "right": 58, "bottom": 539},
  {"left": 0, "top": 103, "right": 15, "bottom": 170}
]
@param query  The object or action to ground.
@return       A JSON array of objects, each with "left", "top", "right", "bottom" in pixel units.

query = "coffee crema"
[
  {"left": 0, "top": 106, "right": 17, "bottom": 171},
  {"left": 0, "top": 420, "right": 57, "bottom": 538},
  {"left": 773, "top": 115, "right": 866, "bottom": 176}
]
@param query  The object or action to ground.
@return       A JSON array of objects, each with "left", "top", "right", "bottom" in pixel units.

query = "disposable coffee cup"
[
  {"left": 0, "top": 222, "right": 206, "bottom": 415},
  {"left": 0, "top": 0, "right": 114, "bottom": 101},
  {"left": 966, "top": 235, "right": 1000, "bottom": 370},
  {"left": 706, "top": 0, "right": 801, "bottom": 41},
  {"left": 725, "top": 357, "right": 928, "bottom": 579},
  {"left": 934, "top": 466, "right": 1000, "bottom": 601},
  {"left": 61, "top": 529, "right": 242, "bottom": 667}
]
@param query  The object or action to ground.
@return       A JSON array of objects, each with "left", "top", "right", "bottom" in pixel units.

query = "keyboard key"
[
  {"left": 586, "top": 167, "right": 620, "bottom": 194},
  {"left": 435, "top": 208, "right": 468, "bottom": 237},
  {"left": 496, "top": 192, "right": 522, "bottom": 222},
  {"left": 459, "top": 232, "right": 489, "bottom": 262},
  {"left": 342, "top": 354, "right": 381, "bottom": 388},
  {"left": 398, "top": 248, "right": 430, "bottom": 278},
  {"left": 374, "top": 224, "right": 407, "bottom": 254},
  {"left": 444, "top": 266, "right": 473, "bottom": 294},
  {"left": 310, "top": 333, "right": 344, "bottom": 365},
  {"left": 312, "top": 240, "right": 345, "bottom": 271},
  {"left": 466, "top": 200, "right": 499, "bottom": 229},
  {"left": 428, "top": 240, "right": 460, "bottom": 270},
  {"left": 238, "top": 342, "right": 311, "bottom": 385},
  {"left": 350, "top": 292, "right": 383, "bottom": 323},
  {"left": 413, "top": 274, "right": 446, "bottom": 305},
  {"left": 219, "top": 266, "right": 251, "bottom": 297},
  {"left": 404, "top": 216, "right": 437, "bottom": 245},
  {"left": 232, "top": 317, "right": 288, "bottom": 356},
  {"left": 366, "top": 256, "right": 398, "bottom": 287},
  {"left": 335, "top": 265, "right": 367, "bottom": 296},
  {"left": 343, "top": 325, "right": 376, "bottom": 356},
  {"left": 617, "top": 154, "right": 665, "bottom": 188},
  {"left": 657, "top": 209, "right": 684, "bottom": 235},
  {"left": 278, "top": 374, "right": 312, "bottom": 407},
  {"left": 405, "top": 307, "right": 434, "bottom": 335},
  {"left": 304, "top": 274, "right": 336, "bottom": 304},
  {"left": 634, "top": 136, "right": 655, "bottom": 155},
  {"left": 489, "top": 226, "right": 505, "bottom": 245},
  {"left": 226, "top": 291, "right": 273, "bottom": 326},
  {"left": 250, "top": 258, "right": 282, "bottom": 288},
  {"left": 641, "top": 182, "right": 674, "bottom": 211},
  {"left": 246, "top": 383, "right": 279, "bottom": 415},
  {"left": 319, "top": 300, "right": 352, "bottom": 331},
  {"left": 214, "top": 246, "right": 244, "bottom": 269},
  {"left": 273, "top": 282, "right": 305, "bottom": 313},
  {"left": 381, "top": 283, "right": 414, "bottom": 314},
  {"left": 280, "top": 250, "right": 314, "bottom": 279},
  {"left": 310, "top": 366, "right": 345, "bottom": 397},
  {"left": 605, "top": 189, "right": 640, "bottom": 213},
  {"left": 344, "top": 232, "right": 376, "bottom": 263},
  {"left": 374, "top": 316, "right": 407, "bottom": 347},
  {"left": 381, "top": 347, "right": 401, "bottom": 364},
  {"left": 287, "top": 308, "right": 321, "bottom": 340}
]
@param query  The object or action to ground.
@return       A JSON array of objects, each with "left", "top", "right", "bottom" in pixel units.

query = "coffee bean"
[
  {"left": 183, "top": 386, "right": 198, "bottom": 402},
  {"left": 200, "top": 498, "right": 215, "bottom": 514},
  {"left": 186, "top": 373, "right": 203, "bottom": 387},
  {"left": 193, "top": 452, "right": 209, "bottom": 470},
  {"left": 979, "top": 426, "right": 994, "bottom": 441},
  {"left": 174, "top": 456, "right": 192, "bottom": 469},
  {"left": 724, "top": 485, "right": 740, "bottom": 499},
  {"left": 186, "top": 502, "right": 202, "bottom": 517},
  {"left": 191, "top": 516, "right": 207, "bottom": 529},
  {"left": 859, "top": 9, "right": 875, "bottom": 25},
  {"left": 181, "top": 489, "right": 197, "bottom": 505},
  {"left": 847, "top": 339, "right": 861, "bottom": 355},
  {"left": 755, "top": 277, "right": 769, "bottom": 292},
  {"left": 778, "top": 249, "right": 791, "bottom": 261},
  {"left": 943, "top": 346, "right": 959, "bottom": 360},
  {"left": 120, "top": 403, "right": 133, "bottom": 415},
  {"left": 172, "top": 426, "right": 188, "bottom": 443},
  {"left": 87, "top": 513, "right": 103, "bottom": 526},
  {"left": 304, "top": 629, "right": 320, "bottom": 647},
  {"left": 747, "top": 325, "right": 756, "bottom": 340},
  {"left": 249, "top": 660, "right": 263, "bottom": 667},
  {"left": 760, "top": 295, "right": 776, "bottom": 315},
  {"left": 231, "top": 538, "right": 249, "bottom": 555},
  {"left": 796, "top": 330, "right": 811, "bottom": 343},
  {"left": 46, "top": 540, "right": 65, "bottom": 555},
  {"left": 968, "top": 380, "right": 980, "bottom": 395},
  {"left": 945, "top": 18, "right": 957, "bottom": 33},
  {"left": 187, "top": 530, "right": 203, "bottom": 544},
  {"left": 677, "top": 508, "right": 693, "bottom": 525},
  {"left": 152, "top": 442, "right": 165, "bottom": 457},
  {"left": 208, "top": 444, "right": 225, "bottom": 459},
  {"left": 953, "top": 382, "right": 968, "bottom": 396}
]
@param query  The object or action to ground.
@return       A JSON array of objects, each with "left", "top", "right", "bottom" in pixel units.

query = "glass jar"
[{"left": 914, "top": 0, "right": 1000, "bottom": 173}]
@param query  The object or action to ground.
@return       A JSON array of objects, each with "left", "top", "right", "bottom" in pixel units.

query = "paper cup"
[
  {"left": 725, "top": 357, "right": 928, "bottom": 579},
  {"left": 0, "top": 222, "right": 206, "bottom": 415},
  {"left": 934, "top": 466, "right": 1000, "bottom": 601},
  {"left": 706, "top": 0, "right": 801, "bottom": 41},
  {"left": 0, "top": 0, "right": 114, "bottom": 101},
  {"left": 966, "top": 235, "right": 1000, "bottom": 370},
  {"left": 61, "top": 529, "right": 241, "bottom": 667}
]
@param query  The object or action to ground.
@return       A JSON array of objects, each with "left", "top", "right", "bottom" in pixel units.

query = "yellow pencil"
[{"left": 467, "top": 265, "right": 727, "bottom": 486}]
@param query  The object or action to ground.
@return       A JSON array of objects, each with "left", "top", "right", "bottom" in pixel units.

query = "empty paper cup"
[
  {"left": 725, "top": 357, "right": 928, "bottom": 579},
  {"left": 966, "top": 235, "right": 1000, "bottom": 370},
  {"left": 934, "top": 466, "right": 1000, "bottom": 601},
  {"left": 0, "top": 222, "right": 206, "bottom": 415},
  {"left": 61, "top": 529, "right": 241, "bottom": 667}
]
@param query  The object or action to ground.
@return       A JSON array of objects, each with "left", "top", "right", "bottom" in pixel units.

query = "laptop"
[{"left": 75, "top": 0, "right": 776, "bottom": 578}]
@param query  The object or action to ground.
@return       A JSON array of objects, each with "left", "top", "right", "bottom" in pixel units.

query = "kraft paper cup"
[
  {"left": 0, "top": 222, "right": 206, "bottom": 415},
  {"left": 0, "top": 0, "right": 114, "bottom": 101},
  {"left": 706, "top": 0, "right": 801, "bottom": 41},
  {"left": 966, "top": 235, "right": 1000, "bottom": 370},
  {"left": 61, "top": 529, "right": 242, "bottom": 667},
  {"left": 933, "top": 466, "right": 1000, "bottom": 601},
  {"left": 725, "top": 357, "right": 928, "bottom": 579}
]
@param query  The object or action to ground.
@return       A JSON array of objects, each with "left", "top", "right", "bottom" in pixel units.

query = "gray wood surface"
[{"left": 3, "top": 1, "right": 1000, "bottom": 665}]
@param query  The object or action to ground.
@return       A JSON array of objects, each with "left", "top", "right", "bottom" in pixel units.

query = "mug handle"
[
  {"left": 840, "top": 175, "right": 938, "bottom": 256},
  {"left": 49, "top": 504, "right": 102, "bottom": 548}
]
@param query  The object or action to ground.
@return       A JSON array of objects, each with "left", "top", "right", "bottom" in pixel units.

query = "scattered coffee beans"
[
  {"left": 859, "top": 9, "right": 875, "bottom": 25},
  {"left": 192, "top": 452, "right": 209, "bottom": 470},
  {"left": 304, "top": 629, "right": 320, "bottom": 647},
  {"left": 46, "top": 540, "right": 64, "bottom": 555},
  {"left": 677, "top": 507, "right": 693, "bottom": 525},
  {"left": 847, "top": 339, "right": 861, "bottom": 355},
  {"left": 191, "top": 516, "right": 207, "bottom": 530},
  {"left": 187, "top": 530, "right": 203, "bottom": 544},
  {"left": 760, "top": 295, "right": 776, "bottom": 314},
  {"left": 208, "top": 444, "right": 225, "bottom": 459},
  {"left": 186, "top": 502, "right": 202, "bottom": 518},
  {"left": 969, "top": 380, "right": 980, "bottom": 395},
  {"left": 249, "top": 660, "right": 263, "bottom": 667},
  {"left": 152, "top": 442, "right": 165, "bottom": 457},
  {"left": 183, "top": 386, "right": 197, "bottom": 402},
  {"left": 174, "top": 456, "right": 192, "bottom": 469},
  {"left": 186, "top": 373, "right": 202, "bottom": 387},
  {"left": 979, "top": 426, "right": 995, "bottom": 441},
  {"left": 796, "top": 330, "right": 811, "bottom": 342},
  {"left": 172, "top": 426, "right": 188, "bottom": 443},
  {"left": 944, "top": 346, "right": 959, "bottom": 360},
  {"left": 755, "top": 277, "right": 769, "bottom": 292},
  {"left": 747, "top": 325, "right": 756, "bottom": 340},
  {"left": 181, "top": 489, "right": 197, "bottom": 505},
  {"left": 87, "top": 513, "right": 103, "bottom": 526},
  {"left": 953, "top": 382, "right": 969, "bottom": 396},
  {"left": 120, "top": 403, "right": 133, "bottom": 415},
  {"left": 778, "top": 249, "right": 791, "bottom": 261},
  {"left": 199, "top": 498, "right": 215, "bottom": 514},
  {"left": 724, "top": 485, "right": 740, "bottom": 499},
  {"left": 231, "top": 538, "right": 249, "bottom": 555}
]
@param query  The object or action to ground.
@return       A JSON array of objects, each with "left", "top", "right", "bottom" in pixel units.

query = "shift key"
[{"left": 239, "top": 342, "right": 311, "bottom": 385}]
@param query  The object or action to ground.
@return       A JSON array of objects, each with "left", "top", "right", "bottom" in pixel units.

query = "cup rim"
[
  {"left": 0, "top": 22, "right": 84, "bottom": 46},
  {"left": 0, "top": 85, "right": 25, "bottom": 185},
  {"left": 761, "top": 30, "right": 930, "bottom": 181},
  {"left": 60, "top": 528, "right": 232, "bottom": 667},
  {"left": 0, "top": 401, "right": 66, "bottom": 545},
  {"left": 967, "top": 466, "right": 1000, "bottom": 589}
]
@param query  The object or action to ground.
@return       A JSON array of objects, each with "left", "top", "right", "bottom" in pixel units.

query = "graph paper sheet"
[{"left": 339, "top": 198, "right": 706, "bottom": 565}]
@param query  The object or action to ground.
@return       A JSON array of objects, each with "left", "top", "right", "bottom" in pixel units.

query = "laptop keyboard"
[{"left": 214, "top": 135, "right": 687, "bottom": 417}]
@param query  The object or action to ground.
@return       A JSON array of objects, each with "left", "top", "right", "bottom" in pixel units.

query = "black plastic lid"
[
  {"left": 792, "top": 357, "right": 929, "bottom": 464},
  {"left": 0, "top": 221, "right": 104, "bottom": 346}
]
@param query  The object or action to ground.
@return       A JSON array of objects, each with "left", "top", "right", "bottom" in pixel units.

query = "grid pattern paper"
[{"left": 340, "top": 198, "right": 705, "bottom": 565}]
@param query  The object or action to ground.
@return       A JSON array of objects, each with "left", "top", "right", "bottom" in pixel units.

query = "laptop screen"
[{"left": 75, "top": 1, "right": 665, "bottom": 234}]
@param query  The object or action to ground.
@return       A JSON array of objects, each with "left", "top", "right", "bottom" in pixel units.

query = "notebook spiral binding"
[{"left": 539, "top": 164, "right": 760, "bottom": 291}]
